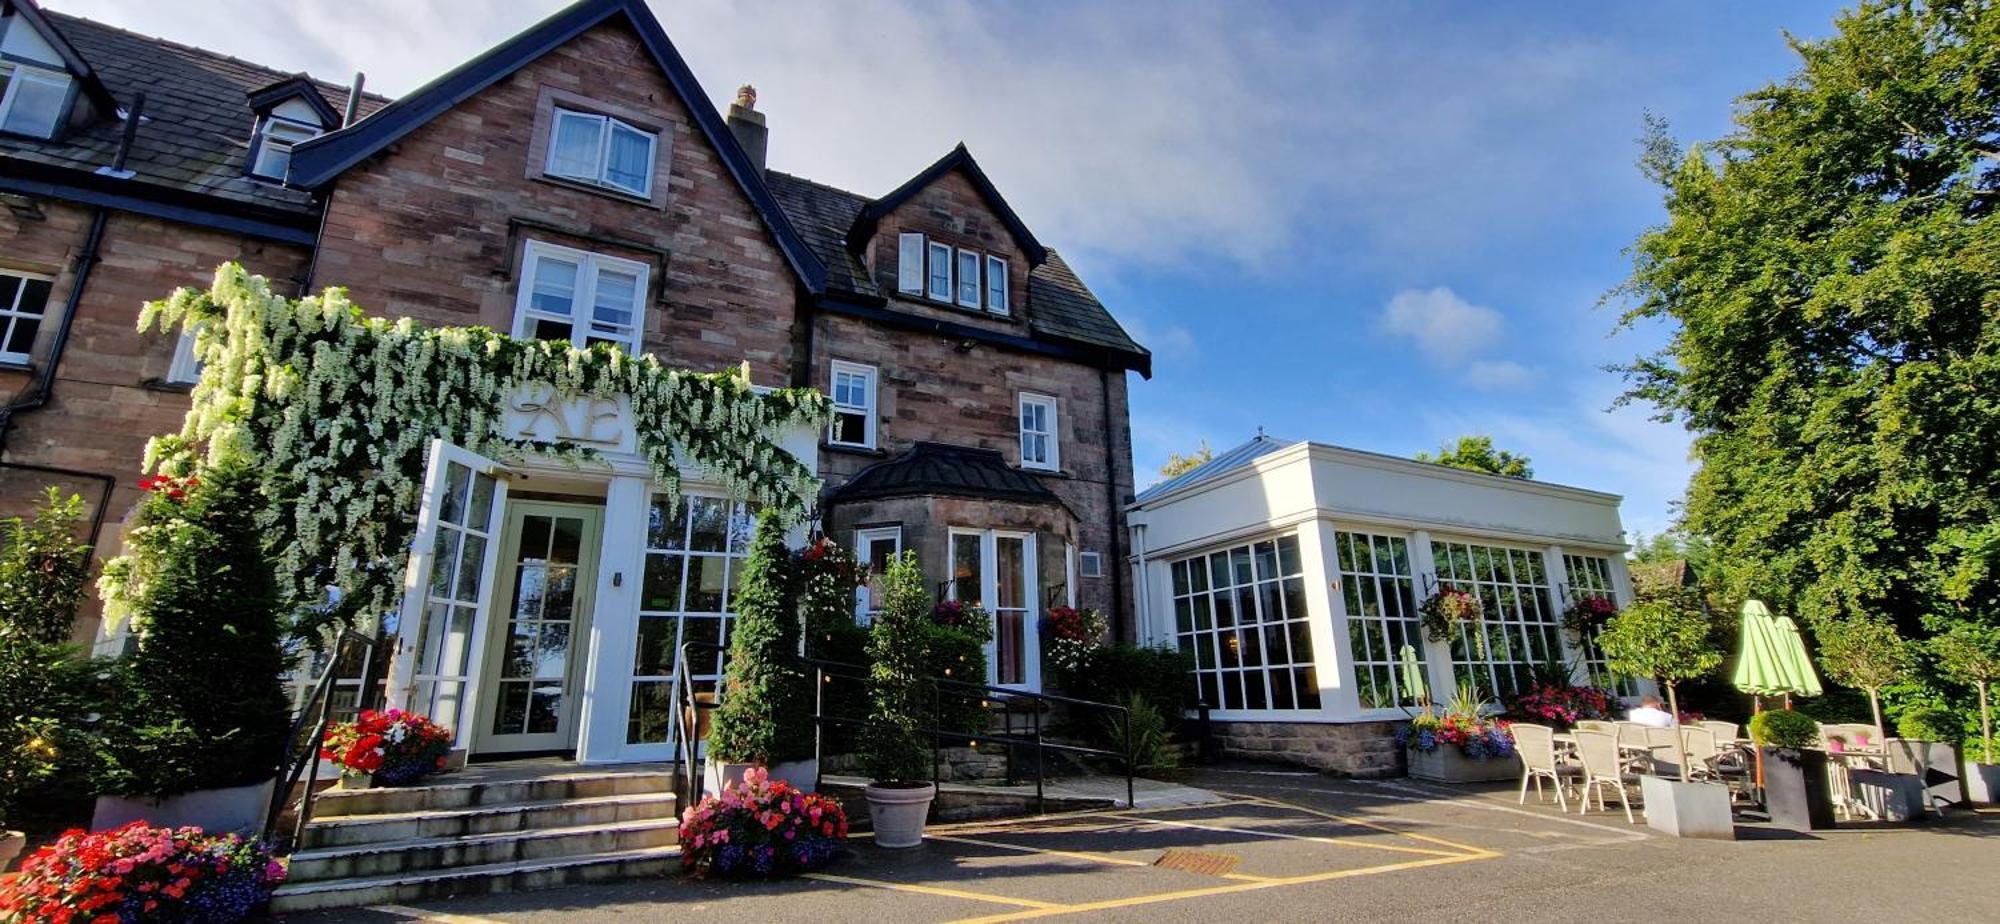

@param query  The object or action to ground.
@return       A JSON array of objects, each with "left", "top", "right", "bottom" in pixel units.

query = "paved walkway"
[{"left": 287, "top": 765, "right": 2000, "bottom": 923}]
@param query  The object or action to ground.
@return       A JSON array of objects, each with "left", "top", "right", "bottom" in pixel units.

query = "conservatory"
[{"left": 1125, "top": 435, "right": 1639, "bottom": 776}]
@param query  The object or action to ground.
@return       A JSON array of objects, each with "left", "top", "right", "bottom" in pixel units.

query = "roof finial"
[
  {"left": 1256, "top": 425, "right": 1266, "bottom": 439},
  {"left": 734, "top": 84, "right": 757, "bottom": 110}
]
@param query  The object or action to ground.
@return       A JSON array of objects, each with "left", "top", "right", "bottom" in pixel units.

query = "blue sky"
[{"left": 56, "top": 0, "right": 1853, "bottom": 540}]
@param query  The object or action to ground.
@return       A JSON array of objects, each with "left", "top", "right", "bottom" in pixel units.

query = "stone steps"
[{"left": 273, "top": 766, "right": 679, "bottom": 913}]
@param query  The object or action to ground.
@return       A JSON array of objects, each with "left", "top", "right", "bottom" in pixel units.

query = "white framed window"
[
  {"left": 1018, "top": 393, "right": 1059, "bottom": 471},
  {"left": 955, "top": 248, "right": 981, "bottom": 308},
  {"left": 1562, "top": 553, "right": 1632, "bottom": 695},
  {"left": 513, "top": 239, "right": 649, "bottom": 355},
  {"left": 1079, "top": 551, "right": 1104, "bottom": 578},
  {"left": 897, "top": 233, "right": 925, "bottom": 295},
  {"left": 167, "top": 330, "right": 202, "bottom": 385},
  {"left": 0, "top": 270, "right": 53, "bottom": 364},
  {"left": 926, "top": 241, "right": 952, "bottom": 301},
  {"left": 1431, "top": 539, "right": 1559, "bottom": 702},
  {"left": 985, "top": 255, "right": 1009, "bottom": 314},
  {"left": 1171, "top": 534, "right": 1317, "bottom": 711},
  {"left": 827, "top": 360, "right": 877, "bottom": 449},
  {"left": 1335, "top": 530, "right": 1429, "bottom": 710},
  {"left": 950, "top": 528, "right": 1039, "bottom": 689},
  {"left": 853, "top": 526, "right": 902, "bottom": 625},
  {"left": 249, "top": 116, "right": 321, "bottom": 180},
  {"left": 0, "top": 63, "right": 71, "bottom": 139},
  {"left": 629, "top": 493, "right": 758, "bottom": 746},
  {"left": 545, "top": 107, "right": 657, "bottom": 198}
]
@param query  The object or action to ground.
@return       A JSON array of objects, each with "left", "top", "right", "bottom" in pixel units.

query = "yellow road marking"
[
  {"left": 1078, "top": 811, "right": 1466, "bottom": 858},
  {"left": 929, "top": 833, "right": 1275, "bottom": 883},
  {"left": 800, "top": 871, "right": 1065, "bottom": 909},
  {"left": 1228, "top": 792, "right": 1500, "bottom": 858},
  {"left": 947, "top": 852, "right": 1494, "bottom": 923},
  {"left": 370, "top": 905, "right": 512, "bottom": 924}
]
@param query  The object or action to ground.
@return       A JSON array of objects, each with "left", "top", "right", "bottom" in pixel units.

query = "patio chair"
[
  {"left": 1615, "top": 721, "right": 1650, "bottom": 752},
  {"left": 1643, "top": 725, "right": 1683, "bottom": 777},
  {"left": 1680, "top": 726, "right": 1721, "bottom": 782},
  {"left": 1572, "top": 730, "right": 1641, "bottom": 823},
  {"left": 1575, "top": 720, "right": 1616, "bottom": 735},
  {"left": 1513, "top": 723, "right": 1579, "bottom": 812},
  {"left": 1696, "top": 720, "right": 1739, "bottom": 744}
]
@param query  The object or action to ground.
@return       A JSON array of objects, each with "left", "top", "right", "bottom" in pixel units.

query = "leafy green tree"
[
  {"left": 709, "top": 510, "right": 811, "bottom": 765},
  {"left": 1614, "top": 1, "right": 2000, "bottom": 638},
  {"left": 1817, "top": 616, "right": 1914, "bottom": 739},
  {"left": 862, "top": 552, "right": 933, "bottom": 783},
  {"left": 0, "top": 488, "right": 93, "bottom": 644},
  {"left": 1414, "top": 435, "right": 1533, "bottom": 479},
  {"left": 1159, "top": 441, "right": 1213, "bottom": 480},
  {"left": 1931, "top": 622, "right": 2000, "bottom": 763},
  {"left": 1598, "top": 587, "right": 1723, "bottom": 780}
]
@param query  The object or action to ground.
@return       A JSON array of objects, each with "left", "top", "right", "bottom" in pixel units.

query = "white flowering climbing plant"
[{"left": 117, "top": 264, "right": 828, "bottom": 634}]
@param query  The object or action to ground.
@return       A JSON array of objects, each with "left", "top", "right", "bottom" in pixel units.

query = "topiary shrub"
[
  {"left": 709, "top": 510, "right": 811, "bottom": 766},
  {"left": 0, "top": 487, "right": 93, "bottom": 645},
  {"left": 1059, "top": 644, "right": 1195, "bottom": 718},
  {"left": 96, "top": 462, "right": 290, "bottom": 794},
  {"left": 1896, "top": 705, "right": 1962, "bottom": 744},
  {"left": 862, "top": 553, "right": 933, "bottom": 784},
  {"left": 1750, "top": 709, "right": 1821, "bottom": 751}
]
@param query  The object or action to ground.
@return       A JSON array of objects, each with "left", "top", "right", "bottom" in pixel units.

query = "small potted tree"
[
  {"left": 860, "top": 552, "right": 937, "bottom": 848},
  {"left": 1931, "top": 623, "right": 2000, "bottom": 803},
  {"left": 1749, "top": 708, "right": 1837, "bottom": 831},
  {"left": 1817, "top": 617, "right": 1926, "bottom": 819},
  {"left": 1596, "top": 586, "right": 1732, "bottom": 838},
  {"left": 708, "top": 510, "right": 816, "bottom": 793}
]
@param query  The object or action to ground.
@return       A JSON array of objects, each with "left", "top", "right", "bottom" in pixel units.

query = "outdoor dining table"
[{"left": 1551, "top": 732, "right": 1655, "bottom": 757}]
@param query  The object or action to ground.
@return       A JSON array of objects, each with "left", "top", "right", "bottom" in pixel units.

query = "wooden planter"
[{"left": 1407, "top": 746, "right": 1520, "bottom": 783}]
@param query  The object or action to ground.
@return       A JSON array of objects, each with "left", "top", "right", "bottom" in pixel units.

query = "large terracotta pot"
[{"left": 865, "top": 781, "right": 936, "bottom": 849}]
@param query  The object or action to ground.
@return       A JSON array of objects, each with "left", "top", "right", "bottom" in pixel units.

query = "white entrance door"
[
  {"left": 949, "top": 529, "right": 1040, "bottom": 690},
  {"left": 473, "top": 502, "right": 604, "bottom": 755},
  {"left": 388, "top": 440, "right": 510, "bottom": 750}
]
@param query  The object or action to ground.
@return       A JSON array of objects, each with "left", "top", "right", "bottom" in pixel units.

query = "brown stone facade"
[
  {"left": 309, "top": 18, "right": 800, "bottom": 387},
  {"left": 1212, "top": 720, "right": 1406, "bottom": 778},
  {"left": 861, "top": 168, "right": 1033, "bottom": 336}
]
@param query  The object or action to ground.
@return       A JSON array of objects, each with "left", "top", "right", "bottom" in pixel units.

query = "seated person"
[{"left": 1626, "top": 694, "right": 1675, "bottom": 728}]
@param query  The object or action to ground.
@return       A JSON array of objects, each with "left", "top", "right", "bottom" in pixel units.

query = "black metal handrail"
[
  {"left": 262, "top": 629, "right": 375, "bottom": 849},
  {"left": 670, "top": 640, "right": 1137, "bottom": 815}
]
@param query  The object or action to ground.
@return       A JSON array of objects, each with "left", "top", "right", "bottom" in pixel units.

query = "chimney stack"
[{"left": 726, "top": 84, "right": 767, "bottom": 174}]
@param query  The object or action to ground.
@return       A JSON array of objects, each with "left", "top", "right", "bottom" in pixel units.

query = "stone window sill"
[{"left": 140, "top": 378, "right": 194, "bottom": 394}]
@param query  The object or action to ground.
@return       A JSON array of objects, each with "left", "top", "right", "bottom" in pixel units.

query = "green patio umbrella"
[
  {"left": 1399, "top": 644, "right": 1430, "bottom": 706},
  {"left": 1732, "top": 599, "right": 1823, "bottom": 699}
]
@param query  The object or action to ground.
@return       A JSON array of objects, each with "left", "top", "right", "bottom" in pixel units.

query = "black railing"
[
  {"left": 667, "top": 640, "right": 1137, "bottom": 815},
  {"left": 262, "top": 629, "right": 376, "bottom": 849}
]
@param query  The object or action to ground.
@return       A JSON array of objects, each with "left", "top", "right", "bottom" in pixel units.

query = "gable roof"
[
  {"left": 286, "top": 0, "right": 825, "bottom": 292},
  {"left": 1, "top": 9, "right": 383, "bottom": 221},
  {"left": 765, "top": 169, "right": 1150, "bottom": 375},
  {"left": 246, "top": 75, "right": 342, "bottom": 125},
  {"left": 829, "top": 441, "right": 1067, "bottom": 507},
  {"left": 849, "top": 143, "right": 1049, "bottom": 266},
  {"left": 4, "top": 0, "right": 117, "bottom": 114},
  {"left": 1134, "top": 434, "right": 1293, "bottom": 505}
]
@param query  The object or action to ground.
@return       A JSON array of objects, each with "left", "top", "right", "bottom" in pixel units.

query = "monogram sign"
[{"left": 501, "top": 385, "right": 637, "bottom": 455}]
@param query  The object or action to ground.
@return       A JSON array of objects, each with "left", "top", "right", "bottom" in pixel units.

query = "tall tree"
[
  {"left": 1159, "top": 441, "right": 1214, "bottom": 480},
  {"left": 1414, "top": 435, "right": 1533, "bottom": 479},
  {"left": 1616, "top": 1, "right": 2000, "bottom": 635}
]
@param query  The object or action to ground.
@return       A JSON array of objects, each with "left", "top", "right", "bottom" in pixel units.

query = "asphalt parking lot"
[{"left": 291, "top": 765, "right": 2000, "bottom": 924}]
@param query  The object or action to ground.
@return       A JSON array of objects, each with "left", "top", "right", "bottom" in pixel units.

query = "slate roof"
[
  {"left": 765, "top": 170, "right": 1149, "bottom": 372},
  {"left": 1, "top": 8, "right": 387, "bottom": 216},
  {"left": 829, "top": 441, "right": 1065, "bottom": 506},
  {"left": 1133, "top": 434, "right": 1294, "bottom": 505}
]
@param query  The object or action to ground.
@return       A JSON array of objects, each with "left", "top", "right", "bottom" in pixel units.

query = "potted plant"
[
  {"left": 1816, "top": 616, "right": 1913, "bottom": 742},
  {"left": 1419, "top": 585, "right": 1483, "bottom": 642},
  {"left": 1597, "top": 586, "right": 1733, "bottom": 838},
  {"left": 0, "top": 822, "right": 286, "bottom": 922},
  {"left": 1396, "top": 681, "right": 1518, "bottom": 782},
  {"left": 1931, "top": 623, "right": 2000, "bottom": 803},
  {"left": 708, "top": 511, "right": 816, "bottom": 793},
  {"left": 91, "top": 462, "right": 292, "bottom": 833},
  {"left": 1042, "top": 606, "right": 1108, "bottom": 679},
  {"left": 679, "top": 766, "right": 847, "bottom": 877},
  {"left": 860, "top": 552, "right": 938, "bottom": 848},
  {"left": 321, "top": 709, "right": 454, "bottom": 788},
  {"left": 1560, "top": 593, "right": 1619, "bottom": 642},
  {"left": 1749, "top": 708, "right": 1837, "bottom": 831}
]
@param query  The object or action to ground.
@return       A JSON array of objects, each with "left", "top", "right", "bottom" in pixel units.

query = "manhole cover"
[{"left": 1153, "top": 847, "right": 1241, "bottom": 877}]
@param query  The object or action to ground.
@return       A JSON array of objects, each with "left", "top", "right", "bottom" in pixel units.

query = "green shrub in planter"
[
  {"left": 862, "top": 553, "right": 933, "bottom": 784},
  {"left": 1896, "top": 705, "right": 1962, "bottom": 744},
  {"left": 709, "top": 510, "right": 811, "bottom": 766},
  {"left": 1750, "top": 709, "right": 1821, "bottom": 750}
]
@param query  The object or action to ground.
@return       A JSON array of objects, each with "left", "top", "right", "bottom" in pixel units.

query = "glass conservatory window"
[
  {"left": 1430, "top": 539, "right": 1558, "bottom": 701},
  {"left": 1336, "top": 530, "right": 1430, "bottom": 709},
  {"left": 1170, "top": 533, "right": 1317, "bottom": 711}
]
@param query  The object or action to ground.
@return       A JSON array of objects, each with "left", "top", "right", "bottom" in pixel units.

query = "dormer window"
[
  {"left": 896, "top": 231, "right": 1013, "bottom": 316},
  {"left": 546, "top": 107, "right": 656, "bottom": 198},
  {"left": 249, "top": 115, "right": 321, "bottom": 180},
  {"left": 0, "top": 63, "right": 71, "bottom": 139}
]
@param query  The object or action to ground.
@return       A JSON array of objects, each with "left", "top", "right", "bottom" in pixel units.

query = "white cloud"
[
  {"left": 1462, "top": 359, "right": 1538, "bottom": 391},
  {"left": 1119, "top": 312, "right": 1198, "bottom": 362},
  {"left": 1378, "top": 286, "right": 1503, "bottom": 364}
]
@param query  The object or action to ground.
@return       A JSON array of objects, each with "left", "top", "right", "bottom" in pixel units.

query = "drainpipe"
[{"left": 1100, "top": 367, "right": 1129, "bottom": 643}]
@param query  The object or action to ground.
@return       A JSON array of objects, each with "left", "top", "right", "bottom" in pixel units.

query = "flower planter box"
[
  {"left": 91, "top": 776, "right": 278, "bottom": 835},
  {"left": 1759, "top": 747, "right": 1836, "bottom": 832},
  {"left": 1407, "top": 747, "right": 1519, "bottom": 783},
  {"left": 1639, "top": 775, "right": 1735, "bottom": 839}
]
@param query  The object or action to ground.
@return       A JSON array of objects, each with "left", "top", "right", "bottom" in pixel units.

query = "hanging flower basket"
[
  {"left": 1561, "top": 594, "right": 1619, "bottom": 639},
  {"left": 1419, "top": 586, "right": 1483, "bottom": 642}
]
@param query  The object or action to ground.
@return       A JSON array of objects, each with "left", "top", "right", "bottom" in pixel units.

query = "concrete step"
[
  {"left": 310, "top": 769, "right": 670, "bottom": 817},
  {"left": 301, "top": 792, "right": 679, "bottom": 849},
  {"left": 286, "top": 817, "right": 680, "bottom": 882},
  {"left": 268, "top": 846, "right": 682, "bottom": 914}
]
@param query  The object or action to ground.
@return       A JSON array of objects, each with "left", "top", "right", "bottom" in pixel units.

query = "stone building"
[{"left": 0, "top": 0, "right": 1146, "bottom": 763}]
